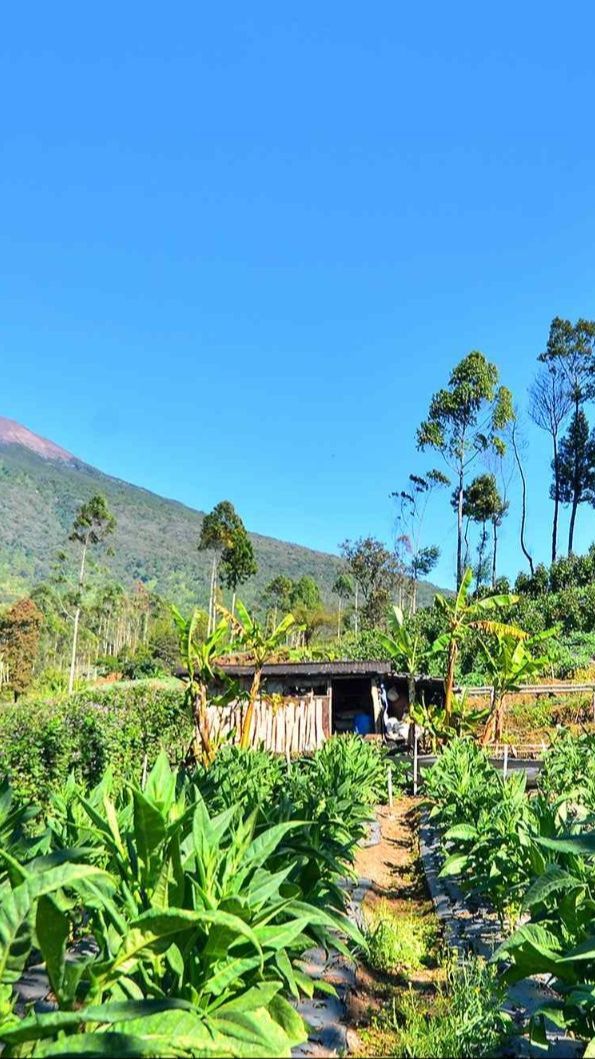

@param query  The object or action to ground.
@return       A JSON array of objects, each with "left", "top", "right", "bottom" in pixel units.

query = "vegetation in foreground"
[
  {"left": 425, "top": 731, "right": 595, "bottom": 1053},
  {"left": 0, "top": 735, "right": 404, "bottom": 1057}
]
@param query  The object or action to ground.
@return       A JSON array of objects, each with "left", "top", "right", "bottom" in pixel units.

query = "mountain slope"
[{"left": 0, "top": 417, "right": 445, "bottom": 609}]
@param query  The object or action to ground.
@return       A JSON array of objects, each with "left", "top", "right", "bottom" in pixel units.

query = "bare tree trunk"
[
  {"left": 480, "top": 687, "right": 497, "bottom": 745},
  {"left": 68, "top": 541, "right": 88, "bottom": 695},
  {"left": 569, "top": 498, "right": 579, "bottom": 555},
  {"left": 208, "top": 555, "right": 217, "bottom": 635},
  {"left": 511, "top": 423, "right": 535, "bottom": 575},
  {"left": 456, "top": 470, "right": 464, "bottom": 589},
  {"left": 444, "top": 640, "right": 458, "bottom": 726},
  {"left": 552, "top": 434, "right": 560, "bottom": 563}
]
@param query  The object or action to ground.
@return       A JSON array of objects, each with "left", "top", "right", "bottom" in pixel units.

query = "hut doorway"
[{"left": 331, "top": 677, "right": 374, "bottom": 735}]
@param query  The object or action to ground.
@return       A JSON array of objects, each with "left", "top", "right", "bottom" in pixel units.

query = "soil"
[{"left": 347, "top": 797, "right": 445, "bottom": 1056}]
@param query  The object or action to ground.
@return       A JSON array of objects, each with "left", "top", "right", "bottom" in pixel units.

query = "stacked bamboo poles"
[{"left": 205, "top": 694, "right": 326, "bottom": 753}]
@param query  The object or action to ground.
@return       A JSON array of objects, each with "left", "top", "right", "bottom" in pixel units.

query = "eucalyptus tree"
[
  {"left": 218, "top": 525, "right": 257, "bottom": 618},
  {"left": 340, "top": 536, "right": 399, "bottom": 630},
  {"left": 539, "top": 316, "right": 595, "bottom": 421},
  {"left": 461, "top": 473, "right": 508, "bottom": 589},
  {"left": 198, "top": 501, "right": 248, "bottom": 633},
  {"left": 332, "top": 572, "right": 354, "bottom": 638},
  {"left": 67, "top": 495, "right": 116, "bottom": 693},
  {"left": 529, "top": 363, "right": 572, "bottom": 562},
  {"left": 510, "top": 418, "right": 535, "bottom": 575},
  {"left": 555, "top": 410, "right": 595, "bottom": 554},
  {"left": 392, "top": 469, "right": 448, "bottom": 612},
  {"left": 263, "top": 575, "right": 293, "bottom": 628},
  {"left": 417, "top": 351, "right": 514, "bottom": 588}
]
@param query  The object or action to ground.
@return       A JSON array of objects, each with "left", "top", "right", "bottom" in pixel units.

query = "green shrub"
[
  {"left": 423, "top": 738, "right": 500, "bottom": 832},
  {"left": 538, "top": 729, "right": 595, "bottom": 809},
  {"left": 0, "top": 682, "right": 191, "bottom": 804},
  {"left": 364, "top": 901, "right": 437, "bottom": 973},
  {"left": 0, "top": 753, "right": 363, "bottom": 1057},
  {"left": 196, "top": 744, "right": 286, "bottom": 815},
  {"left": 380, "top": 957, "right": 511, "bottom": 1058}
]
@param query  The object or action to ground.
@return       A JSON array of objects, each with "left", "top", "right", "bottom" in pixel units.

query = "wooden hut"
[{"left": 206, "top": 660, "right": 444, "bottom": 754}]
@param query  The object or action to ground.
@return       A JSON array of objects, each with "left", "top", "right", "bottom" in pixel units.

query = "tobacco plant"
[{"left": 0, "top": 752, "right": 363, "bottom": 1057}]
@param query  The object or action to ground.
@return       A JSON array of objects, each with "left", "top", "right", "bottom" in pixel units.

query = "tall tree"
[
  {"left": 510, "top": 418, "right": 535, "bottom": 575},
  {"left": 539, "top": 316, "right": 595, "bottom": 420},
  {"left": 529, "top": 364, "right": 572, "bottom": 562},
  {"left": 67, "top": 495, "right": 116, "bottom": 694},
  {"left": 263, "top": 575, "right": 294, "bottom": 628},
  {"left": 340, "top": 536, "right": 399, "bottom": 630},
  {"left": 218, "top": 525, "right": 257, "bottom": 618},
  {"left": 392, "top": 469, "right": 448, "bottom": 612},
  {"left": 332, "top": 572, "right": 354, "bottom": 639},
  {"left": 0, "top": 598, "right": 43, "bottom": 701},
  {"left": 461, "top": 473, "right": 508, "bottom": 589},
  {"left": 555, "top": 410, "right": 595, "bottom": 554},
  {"left": 539, "top": 317, "right": 595, "bottom": 556},
  {"left": 417, "top": 351, "right": 514, "bottom": 588},
  {"left": 198, "top": 501, "right": 244, "bottom": 633}
]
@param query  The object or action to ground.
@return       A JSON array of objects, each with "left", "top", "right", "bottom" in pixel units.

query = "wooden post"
[{"left": 413, "top": 730, "right": 419, "bottom": 796}]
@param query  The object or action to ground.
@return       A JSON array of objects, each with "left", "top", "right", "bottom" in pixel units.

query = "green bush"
[
  {"left": 364, "top": 901, "right": 437, "bottom": 973},
  {"left": 381, "top": 957, "right": 511, "bottom": 1058},
  {"left": 538, "top": 728, "right": 595, "bottom": 809},
  {"left": 0, "top": 753, "right": 363, "bottom": 1057},
  {"left": 196, "top": 744, "right": 286, "bottom": 815},
  {"left": 0, "top": 681, "right": 191, "bottom": 804}
]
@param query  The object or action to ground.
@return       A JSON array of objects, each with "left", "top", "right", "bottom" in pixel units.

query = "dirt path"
[
  {"left": 354, "top": 797, "right": 421, "bottom": 905},
  {"left": 347, "top": 797, "right": 445, "bottom": 1056}
]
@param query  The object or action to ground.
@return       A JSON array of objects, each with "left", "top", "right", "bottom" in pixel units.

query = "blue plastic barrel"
[{"left": 354, "top": 712, "right": 373, "bottom": 735}]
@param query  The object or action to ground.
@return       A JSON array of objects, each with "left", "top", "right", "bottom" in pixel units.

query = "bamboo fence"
[{"left": 205, "top": 694, "right": 327, "bottom": 755}]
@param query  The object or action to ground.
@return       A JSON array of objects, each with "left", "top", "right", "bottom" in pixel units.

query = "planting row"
[
  {"left": 425, "top": 732, "right": 595, "bottom": 1051},
  {"left": 0, "top": 735, "right": 401, "bottom": 1057}
]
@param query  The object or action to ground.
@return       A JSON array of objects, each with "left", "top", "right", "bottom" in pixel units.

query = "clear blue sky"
[{"left": 3, "top": 2, "right": 595, "bottom": 589}]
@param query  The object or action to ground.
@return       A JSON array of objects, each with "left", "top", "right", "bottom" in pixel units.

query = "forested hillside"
[{"left": 0, "top": 423, "right": 443, "bottom": 608}]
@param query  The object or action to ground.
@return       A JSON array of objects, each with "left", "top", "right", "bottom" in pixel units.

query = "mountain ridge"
[{"left": 0, "top": 417, "right": 446, "bottom": 610}]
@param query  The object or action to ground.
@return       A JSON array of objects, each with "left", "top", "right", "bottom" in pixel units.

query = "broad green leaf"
[
  {"left": 444, "top": 823, "right": 477, "bottom": 841},
  {"left": 439, "top": 853, "right": 469, "bottom": 876},
  {"left": 268, "top": 994, "right": 307, "bottom": 1047},
  {"left": 36, "top": 895, "right": 68, "bottom": 1002}
]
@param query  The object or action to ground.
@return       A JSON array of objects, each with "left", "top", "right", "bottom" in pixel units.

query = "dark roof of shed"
[{"left": 218, "top": 659, "right": 443, "bottom": 684}]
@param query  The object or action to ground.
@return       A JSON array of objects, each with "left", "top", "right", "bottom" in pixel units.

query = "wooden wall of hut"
[{"left": 205, "top": 694, "right": 330, "bottom": 754}]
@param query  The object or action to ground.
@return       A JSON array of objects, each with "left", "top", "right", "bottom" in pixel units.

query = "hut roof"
[{"left": 217, "top": 659, "right": 443, "bottom": 686}]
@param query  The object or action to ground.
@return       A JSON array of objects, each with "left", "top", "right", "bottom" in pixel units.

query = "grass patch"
[
  {"left": 360, "top": 955, "right": 511, "bottom": 1058},
  {"left": 364, "top": 899, "right": 438, "bottom": 973}
]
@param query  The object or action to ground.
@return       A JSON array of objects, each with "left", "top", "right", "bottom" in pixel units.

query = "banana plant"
[
  {"left": 221, "top": 601, "right": 298, "bottom": 749},
  {"left": 172, "top": 606, "right": 237, "bottom": 764},
  {"left": 432, "top": 567, "right": 525, "bottom": 725},
  {"left": 409, "top": 692, "right": 489, "bottom": 753},
  {"left": 377, "top": 605, "right": 431, "bottom": 708},
  {"left": 479, "top": 628, "right": 556, "bottom": 744}
]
